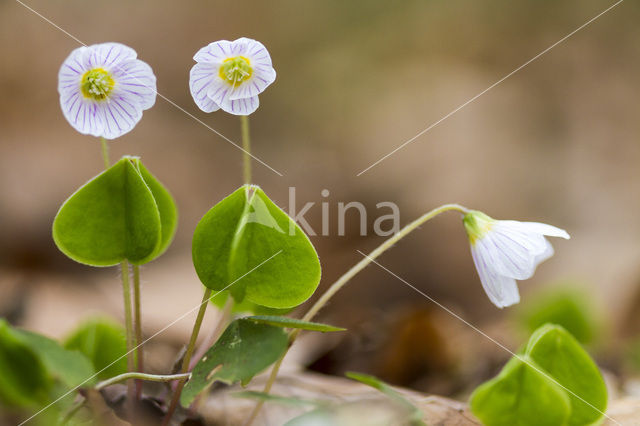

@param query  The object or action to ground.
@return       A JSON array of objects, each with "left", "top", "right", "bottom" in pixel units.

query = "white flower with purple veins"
[
  {"left": 189, "top": 37, "right": 276, "bottom": 115},
  {"left": 463, "top": 211, "right": 570, "bottom": 308},
  {"left": 58, "top": 42, "right": 156, "bottom": 139}
]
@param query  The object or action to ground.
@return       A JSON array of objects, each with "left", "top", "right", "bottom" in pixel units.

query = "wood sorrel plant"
[{"left": 3, "top": 35, "right": 604, "bottom": 426}]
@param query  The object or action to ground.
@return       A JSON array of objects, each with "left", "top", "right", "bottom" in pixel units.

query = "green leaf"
[
  {"left": 17, "top": 330, "right": 95, "bottom": 389},
  {"left": 0, "top": 320, "right": 52, "bottom": 407},
  {"left": 247, "top": 316, "right": 345, "bottom": 332},
  {"left": 346, "top": 372, "right": 425, "bottom": 425},
  {"left": 63, "top": 317, "right": 128, "bottom": 380},
  {"left": 470, "top": 356, "right": 572, "bottom": 426},
  {"left": 53, "top": 156, "right": 177, "bottom": 266},
  {"left": 525, "top": 324, "right": 607, "bottom": 426},
  {"left": 192, "top": 185, "right": 321, "bottom": 309},
  {"left": 181, "top": 318, "right": 288, "bottom": 406},
  {"left": 137, "top": 161, "right": 178, "bottom": 259}
]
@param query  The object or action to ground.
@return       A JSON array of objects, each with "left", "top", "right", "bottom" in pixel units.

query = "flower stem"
[
  {"left": 120, "top": 261, "right": 135, "bottom": 408},
  {"left": 162, "top": 287, "right": 213, "bottom": 426},
  {"left": 133, "top": 264, "right": 144, "bottom": 400},
  {"left": 96, "top": 372, "right": 191, "bottom": 391},
  {"left": 244, "top": 203, "right": 469, "bottom": 425},
  {"left": 100, "top": 137, "right": 110, "bottom": 169},
  {"left": 240, "top": 115, "right": 251, "bottom": 185}
]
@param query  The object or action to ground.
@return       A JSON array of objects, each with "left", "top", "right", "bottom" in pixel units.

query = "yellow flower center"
[
  {"left": 80, "top": 68, "right": 115, "bottom": 101},
  {"left": 463, "top": 211, "right": 494, "bottom": 245},
  {"left": 219, "top": 56, "right": 253, "bottom": 86}
]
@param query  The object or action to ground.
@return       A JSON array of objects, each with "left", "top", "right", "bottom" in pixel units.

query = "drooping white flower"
[
  {"left": 189, "top": 37, "right": 276, "bottom": 115},
  {"left": 58, "top": 42, "right": 156, "bottom": 139},
  {"left": 463, "top": 211, "right": 570, "bottom": 309}
]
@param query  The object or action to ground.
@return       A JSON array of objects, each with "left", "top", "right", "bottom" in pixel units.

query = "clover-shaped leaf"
[
  {"left": 470, "top": 324, "right": 607, "bottom": 426},
  {"left": 53, "top": 156, "right": 177, "bottom": 266},
  {"left": 525, "top": 324, "right": 607, "bottom": 426},
  {"left": 192, "top": 185, "right": 321, "bottom": 309},
  {"left": 181, "top": 318, "right": 288, "bottom": 406}
]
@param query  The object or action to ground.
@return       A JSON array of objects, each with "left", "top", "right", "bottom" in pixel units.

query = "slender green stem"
[
  {"left": 189, "top": 296, "right": 233, "bottom": 371},
  {"left": 133, "top": 264, "right": 144, "bottom": 399},
  {"left": 162, "top": 287, "right": 213, "bottom": 426},
  {"left": 96, "top": 372, "right": 191, "bottom": 391},
  {"left": 241, "top": 115, "right": 251, "bottom": 185},
  {"left": 100, "top": 137, "right": 110, "bottom": 169},
  {"left": 244, "top": 203, "right": 469, "bottom": 425},
  {"left": 120, "top": 261, "right": 135, "bottom": 407}
]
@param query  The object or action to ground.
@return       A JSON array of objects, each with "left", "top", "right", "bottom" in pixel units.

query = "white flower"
[
  {"left": 58, "top": 42, "right": 156, "bottom": 139},
  {"left": 189, "top": 37, "right": 276, "bottom": 115},
  {"left": 463, "top": 211, "right": 570, "bottom": 309}
]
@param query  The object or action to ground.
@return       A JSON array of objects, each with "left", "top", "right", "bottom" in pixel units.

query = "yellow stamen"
[
  {"left": 80, "top": 68, "right": 115, "bottom": 101},
  {"left": 219, "top": 56, "right": 253, "bottom": 86}
]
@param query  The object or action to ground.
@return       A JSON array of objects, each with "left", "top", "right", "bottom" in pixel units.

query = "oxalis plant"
[{"left": 1, "top": 37, "right": 610, "bottom": 426}]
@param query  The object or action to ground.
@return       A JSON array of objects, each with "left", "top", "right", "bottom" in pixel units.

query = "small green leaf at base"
[
  {"left": 181, "top": 318, "right": 288, "bottom": 407},
  {"left": 247, "top": 316, "right": 346, "bottom": 332},
  {"left": 63, "top": 317, "right": 128, "bottom": 381},
  {"left": 17, "top": 330, "right": 95, "bottom": 389},
  {"left": 0, "top": 320, "right": 52, "bottom": 407}
]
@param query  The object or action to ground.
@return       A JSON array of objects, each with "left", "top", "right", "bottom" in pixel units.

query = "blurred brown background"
[{"left": 1, "top": 0, "right": 639, "bottom": 396}]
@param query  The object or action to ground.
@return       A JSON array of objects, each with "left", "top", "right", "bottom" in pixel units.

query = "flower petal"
[
  {"left": 220, "top": 95, "right": 259, "bottom": 116},
  {"left": 58, "top": 47, "right": 86, "bottom": 95},
  {"left": 193, "top": 40, "right": 235, "bottom": 63},
  {"left": 189, "top": 63, "right": 221, "bottom": 113},
  {"left": 534, "top": 239, "right": 555, "bottom": 267},
  {"left": 518, "top": 222, "right": 570, "bottom": 239},
  {"left": 471, "top": 246, "right": 520, "bottom": 308},
  {"left": 60, "top": 92, "right": 104, "bottom": 137},
  {"left": 98, "top": 100, "right": 142, "bottom": 140},
  {"left": 111, "top": 58, "right": 157, "bottom": 110},
  {"left": 83, "top": 42, "right": 137, "bottom": 70},
  {"left": 478, "top": 233, "right": 537, "bottom": 280},
  {"left": 228, "top": 67, "right": 276, "bottom": 100}
]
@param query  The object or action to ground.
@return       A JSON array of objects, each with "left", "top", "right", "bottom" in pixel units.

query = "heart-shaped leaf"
[
  {"left": 470, "top": 356, "right": 571, "bottom": 426},
  {"left": 53, "top": 156, "right": 177, "bottom": 266},
  {"left": 63, "top": 317, "right": 128, "bottom": 380},
  {"left": 247, "top": 315, "right": 345, "bottom": 332},
  {"left": 525, "top": 324, "right": 607, "bottom": 426},
  {"left": 192, "top": 185, "right": 321, "bottom": 309},
  {"left": 180, "top": 318, "right": 288, "bottom": 406}
]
